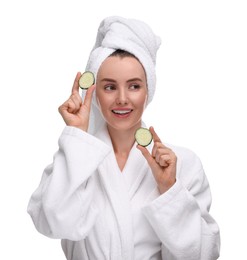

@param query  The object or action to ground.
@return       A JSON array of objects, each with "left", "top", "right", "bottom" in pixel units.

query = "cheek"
[
  {"left": 95, "top": 90, "right": 105, "bottom": 112},
  {"left": 96, "top": 96, "right": 109, "bottom": 122},
  {"left": 96, "top": 91, "right": 112, "bottom": 114},
  {"left": 95, "top": 89, "right": 101, "bottom": 108},
  {"left": 143, "top": 94, "right": 148, "bottom": 108},
  {"left": 135, "top": 93, "right": 148, "bottom": 110}
]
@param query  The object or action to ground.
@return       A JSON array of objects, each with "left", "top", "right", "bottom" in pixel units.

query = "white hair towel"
[{"left": 83, "top": 16, "right": 161, "bottom": 134}]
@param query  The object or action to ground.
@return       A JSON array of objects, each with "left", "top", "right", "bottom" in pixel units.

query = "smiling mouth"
[{"left": 112, "top": 109, "right": 133, "bottom": 115}]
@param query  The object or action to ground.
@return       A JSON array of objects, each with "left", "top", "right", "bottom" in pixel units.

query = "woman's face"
[{"left": 96, "top": 56, "right": 148, "bottom": 132}]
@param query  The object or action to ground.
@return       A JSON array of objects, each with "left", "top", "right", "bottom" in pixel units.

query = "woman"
[{"left": 28, "top": 16, "right": 220, "bottom": 259}]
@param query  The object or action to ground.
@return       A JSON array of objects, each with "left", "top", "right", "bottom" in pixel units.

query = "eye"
[
  {"left": 129, "top": 84, "right": 141, "bottom": 90},
  {"left": 104, "top": 85, "right": 116, "bottom": 91}
]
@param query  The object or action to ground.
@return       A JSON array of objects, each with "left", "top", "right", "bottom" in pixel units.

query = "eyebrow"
[
  {"left": 100, "top": 77, "right": 143, "bottom": 83},
  {"left": 100, "top": 78, "right": 116, "bottom": 83},
  {"left": 127, "top": 77, "right": 143, "bottom": 83}
]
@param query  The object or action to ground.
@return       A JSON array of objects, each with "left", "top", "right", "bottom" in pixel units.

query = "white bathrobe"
[{"left": 28, "top": 124, "right": 220, "bottom": 260}]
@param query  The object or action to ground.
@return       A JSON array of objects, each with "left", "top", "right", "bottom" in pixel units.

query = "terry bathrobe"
[{"left": 27, "top": 124, "right": 220, "bottom": 260}]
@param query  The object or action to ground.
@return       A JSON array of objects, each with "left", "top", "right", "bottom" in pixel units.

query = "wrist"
[{"left": 158, "top": 179, "right": 176, "bottom": 194}]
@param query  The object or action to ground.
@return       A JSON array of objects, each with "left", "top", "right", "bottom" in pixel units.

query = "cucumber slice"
[
  {"left": 135, "top": 127, "right": 153, "bottom": 147},
  {"left": 79, "top": 71, "right": 95, "bottom": 89}
]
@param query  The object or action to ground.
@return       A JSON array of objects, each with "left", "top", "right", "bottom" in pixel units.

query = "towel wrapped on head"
[{"left": 84, "top": 16, "right": 161, "bottom": 134}]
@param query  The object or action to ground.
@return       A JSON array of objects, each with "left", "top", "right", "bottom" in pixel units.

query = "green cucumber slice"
[
  {"left": 135, "top": 127, "right": 153, "bottom": 147},
  {"left": 79, "top": 71, "right": 95, "bottom": 89}
]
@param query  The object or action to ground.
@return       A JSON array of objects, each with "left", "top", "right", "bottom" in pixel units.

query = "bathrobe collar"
[
  {"left": 94, "top": 123, "right": 152, "bottom": 259},
  {"left": 94, "top": 122, "right": 152, "bottom": 196}
]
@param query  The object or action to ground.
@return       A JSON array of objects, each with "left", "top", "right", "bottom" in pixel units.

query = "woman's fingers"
[
  {"left": 62, "top": 84, "right": 95, "bottom": 115},
  {"left": 137, "top": 144, "right": 167, "bottom": 172},
  {"left": 67, "top": 99, "right": 78, "bottom": 114},
  {"left": 136, "top": 145, "right": 156, "bottom": 169},
  {"left": 142, "top": 126, "right": 176, "bottom": 168},
  {"left": 71, "top": 93, "right": 82, "bottom": 109},
  {"left": 58, "top": 72, "right": 95, "bottom": 131},
  {"left": 138, "top": 127, "right": 177, "bottom": 193},
  {"left": 157, "top": 154, "right": 170, "bottom": 167},
  {"left": 83, "top": 84, "right": 96, "bottom": 108},
  {"left": 71, "top": 72, "right": 81, "bottom": 94},
  {"left": 154, "top": 146, "right": 176, "bottom": 165},
  {"left": 70, "top": 71, "right": 95, "bottom": 111},
  {"left": 150, "top": 127, "right": 164, "bottom": 157},
  {"left": 150, "top": 126, "right": 161, "bottom": 143},
  {"left": 67, "top": 99, "right": 76, "bottom": 113},
  {"left": 154, "top": 146, "right": 170, "bottom": 160}
]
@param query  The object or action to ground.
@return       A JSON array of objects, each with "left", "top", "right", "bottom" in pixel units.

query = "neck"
[
  {"left": 107, "top": 123, "right": 141, "bottom": 170},
  {"left": 108, "top": 126, "right": 138, "bottom": 153}
]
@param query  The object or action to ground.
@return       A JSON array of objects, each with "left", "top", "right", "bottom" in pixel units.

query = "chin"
[{"left": 107, "top": 120, "right": 142, "bottom": 132}]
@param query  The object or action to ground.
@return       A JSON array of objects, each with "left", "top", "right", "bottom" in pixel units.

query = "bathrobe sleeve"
[
  {"left": 142, "top": 147, "right": 220, "bottom": 260},
  {"left": 27, "top": 126, "right": 111, "bottom": 241}
]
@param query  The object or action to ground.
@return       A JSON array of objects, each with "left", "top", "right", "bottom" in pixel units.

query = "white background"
[{"left": 0, "top": 0, "right": 246, "bottom": 259}]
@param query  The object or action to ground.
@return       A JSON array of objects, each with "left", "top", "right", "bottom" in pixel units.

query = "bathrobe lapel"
[
  {"left": 94, "top": 124, "right": 155, "bottom": 259},
  {"left": 95, "top": 125, "right": 135, "bottom": 259},
  {"left": 121, "top": 143, "right": 152, "bottom": 200}
]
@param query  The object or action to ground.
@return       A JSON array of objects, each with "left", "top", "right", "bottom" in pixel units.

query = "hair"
[
  {"left": 109, "top": 49, "right": 137, "bottom": 59},
  {"left": 109, "top": 49, "right": 147, "bottom": 86}
]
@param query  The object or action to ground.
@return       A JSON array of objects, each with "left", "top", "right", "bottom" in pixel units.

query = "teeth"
[{"left": 112, "top": 110, "right": 132, "bottom": 115}]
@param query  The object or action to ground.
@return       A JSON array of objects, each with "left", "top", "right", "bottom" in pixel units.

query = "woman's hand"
[
  {"left": 58, "top": 72, "right": 96, "bottom": 132},
  {"left": 137, "top": 127, "right": 177, "bottom": 194}
]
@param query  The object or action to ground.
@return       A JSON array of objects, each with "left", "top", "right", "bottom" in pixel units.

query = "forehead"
[{"left": 97, "top": 56, "right": 146, "bottom": 80}]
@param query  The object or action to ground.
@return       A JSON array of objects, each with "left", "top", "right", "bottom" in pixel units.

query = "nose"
[{"left": 116, "top": 88, "right": 129, "bottom": 105}]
